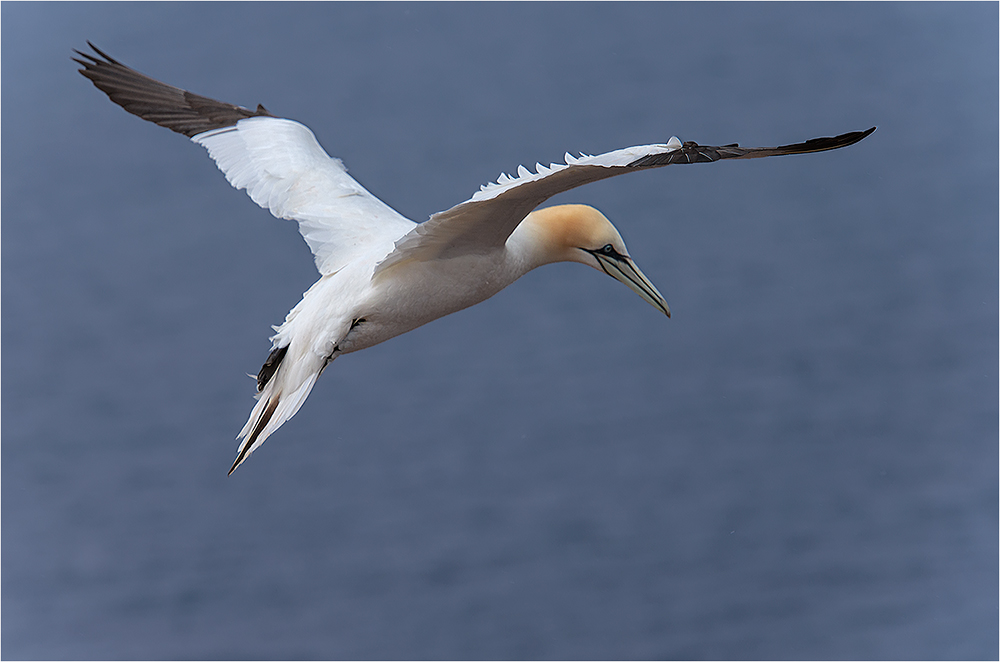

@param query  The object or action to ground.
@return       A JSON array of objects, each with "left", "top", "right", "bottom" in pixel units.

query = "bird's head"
[{"left": 522, "top": 204, "right": 670, "bottom": 317}]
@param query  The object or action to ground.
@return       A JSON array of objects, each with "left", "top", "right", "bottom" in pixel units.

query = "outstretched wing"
[
  {"left": 377, "top": 127, "right": 875, "bottom": 273},
  {"left": 75, "top": 43, "right": 415, "bottom": 275}
]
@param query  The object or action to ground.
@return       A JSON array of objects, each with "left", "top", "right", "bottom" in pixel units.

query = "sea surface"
[{"left": 3, "top": 3, "right": 997, "bottom": 659}]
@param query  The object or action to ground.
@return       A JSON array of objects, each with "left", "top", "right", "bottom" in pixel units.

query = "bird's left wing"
[
  {"left": 376, "top": 127, "right": 875, "bottom": 274},
  {"left": 75, "top": 43, "right": 415, "bottom": 276}
]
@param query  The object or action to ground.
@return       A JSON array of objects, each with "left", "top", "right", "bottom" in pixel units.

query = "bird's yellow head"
[{"left": 523, "top": 204, "right": 670, "bottom": 317}]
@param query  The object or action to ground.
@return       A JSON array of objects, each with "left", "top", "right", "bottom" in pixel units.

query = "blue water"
[{"left": 3, "top": 3, "right": 997, "bottom": 659}]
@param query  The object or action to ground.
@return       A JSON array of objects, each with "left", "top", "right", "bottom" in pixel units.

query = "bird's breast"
[{"left": 336, "top": 251, "right": 523, "bottom": 354}]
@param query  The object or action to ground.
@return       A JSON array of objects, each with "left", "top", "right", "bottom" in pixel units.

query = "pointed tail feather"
[{"left": 229, "top": 349, "right": 325, "bottom": 475}]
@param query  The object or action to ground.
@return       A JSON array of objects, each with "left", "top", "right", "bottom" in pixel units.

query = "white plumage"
[{"left": 194, "top": 118, "right": 414, "bottom": 276}]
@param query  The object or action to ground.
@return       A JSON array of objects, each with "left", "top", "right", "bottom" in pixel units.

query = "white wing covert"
[
  {"left": 193, "top": 118, "right": 414, "bottom": 275},
  {"left": 74, "top": 43, "right": 414, "bottom": 276}
]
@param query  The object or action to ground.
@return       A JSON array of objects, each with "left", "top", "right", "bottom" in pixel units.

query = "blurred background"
[{"left": 2, "top": 3, "right": 996, "bottom": 659}]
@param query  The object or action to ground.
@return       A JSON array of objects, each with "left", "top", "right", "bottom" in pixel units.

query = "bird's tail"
[{"left": 229, "top": 344, "right": 326, "bottom": 475}]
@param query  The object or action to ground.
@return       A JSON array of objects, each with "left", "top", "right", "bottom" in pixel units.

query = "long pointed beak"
[{"left": 595, "top": 254, "right": 671, "bottom": 317}]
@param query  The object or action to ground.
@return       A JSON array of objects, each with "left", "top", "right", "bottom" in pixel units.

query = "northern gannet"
[{"left": 74, "top": 43, "right": 875, "bottom": 474}]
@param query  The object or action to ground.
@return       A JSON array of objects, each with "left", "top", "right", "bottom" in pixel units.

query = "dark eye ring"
[{"left": 601, "top": 244, "right": 615, "bottom": 254}]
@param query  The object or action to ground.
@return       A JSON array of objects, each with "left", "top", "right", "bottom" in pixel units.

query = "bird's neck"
[{"left": 506, "top": 206, "right": 584, "bottom": 273}]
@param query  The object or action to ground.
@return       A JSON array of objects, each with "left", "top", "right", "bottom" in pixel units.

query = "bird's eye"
[{"left": 601, "top": 244, "right": 615, "bottom": 254}]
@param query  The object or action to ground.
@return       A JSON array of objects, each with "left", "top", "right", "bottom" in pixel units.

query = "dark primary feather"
[
  {"left": 74, "top": 42, "right": 272, "bottom": 138},
  {"left": 626, "top": 128, "right": 877, "bottom": 167}
]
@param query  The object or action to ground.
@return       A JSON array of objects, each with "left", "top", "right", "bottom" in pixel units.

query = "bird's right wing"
[
  {"left": 375, "top": 127, "right": 875, "bottom": 274},
  {"left": 74, "top": 43, "right": 415, "bottom": 275}
]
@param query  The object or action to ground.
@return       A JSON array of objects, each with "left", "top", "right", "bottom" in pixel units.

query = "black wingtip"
[
  {"left": 844, "top": 126, "right": 877, "bottom": 145},
  {"left": 73, "top": 42, "right": 114, "bottom": 68},
  {"left": 74, "top": 42, "right": 276, "bottom": 138},
  {"left": 86, "top": 41, "right": 116, "bottom": 63},
  {"left": 775, "top": 126, "right": 877, "bottom": 155}
]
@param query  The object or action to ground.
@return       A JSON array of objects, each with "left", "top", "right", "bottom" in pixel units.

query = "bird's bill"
[{"left": 595, "top": 254, "right": 671, "bottom": 317}]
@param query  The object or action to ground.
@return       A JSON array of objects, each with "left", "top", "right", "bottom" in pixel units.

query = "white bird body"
[
  {"left": 248, "top": 204, "right": 623, "bottom": 458},
  {"left": 74, "top": 44, "right": 874, "bottom": 473}
]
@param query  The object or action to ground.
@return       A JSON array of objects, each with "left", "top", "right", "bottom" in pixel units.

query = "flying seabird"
[{"left": 74, "top": 43, "right": 875, "bottom": 474}]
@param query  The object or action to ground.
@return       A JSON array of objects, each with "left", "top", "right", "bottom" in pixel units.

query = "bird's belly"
[{"left": 337, "top": 254, "right": 515, "bottom": 353}]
